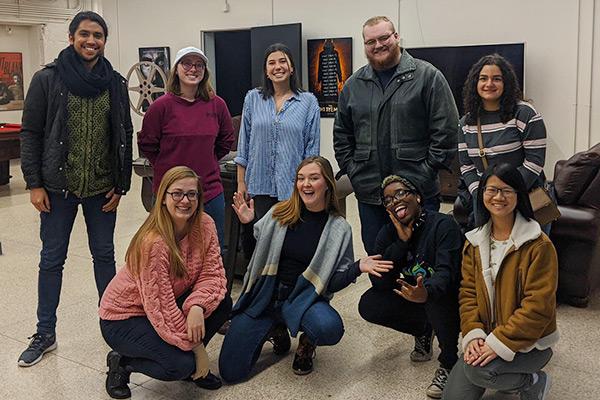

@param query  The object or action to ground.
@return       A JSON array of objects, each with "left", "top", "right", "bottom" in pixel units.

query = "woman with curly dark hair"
[{"left": 457, "top": 54, "right": 547, "bottom": 227}]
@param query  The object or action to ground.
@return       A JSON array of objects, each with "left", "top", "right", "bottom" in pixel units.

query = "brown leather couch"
[{"left": 550, "top": 143, "right": 600, "bottom": 307}]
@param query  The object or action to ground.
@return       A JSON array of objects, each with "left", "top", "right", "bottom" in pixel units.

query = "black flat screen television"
[{"left": 407, "top": 43, "right": 524, "bottom": 116}]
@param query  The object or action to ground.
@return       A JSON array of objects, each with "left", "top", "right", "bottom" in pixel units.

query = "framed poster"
[
  {"left": 0, "top": 52, "right": 24, "bottom": 111},
  {"left": 307, "top": 38, "right": 352, "bottom": 117},
  {"left": 138, "top": 47, "right": 170, "bottom": 111}
]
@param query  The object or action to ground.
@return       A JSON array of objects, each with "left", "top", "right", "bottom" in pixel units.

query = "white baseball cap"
[{"left": 174, "top": 46, "right": 208, "bottom": 66}]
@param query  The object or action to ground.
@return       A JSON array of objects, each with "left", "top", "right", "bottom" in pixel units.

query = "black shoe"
[
  {"left": 410, "top": 328, "right": 434, "bottom": 362},
  {"left": 18, "top": 333, "right": 57, "bottom": 367},
  {"left": 268, "top": 323, "right": 291, "bottom": 355},
  {"left": 292, "top": 333, "right": 316, "bottom": 375},
  {"left": 193, "top": 371, "right": 222, "bottom": 390},
  {"left": 106, "top": 351, "right": 131, "bottom": 399}
]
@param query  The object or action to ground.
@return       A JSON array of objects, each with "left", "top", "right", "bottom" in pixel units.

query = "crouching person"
[
  {"left": 358, "top": 175, "right": 463, "bottom": 399},
  {"left": 99, "top": 166, "right": 231, "bottom": 399},
  {"left": 443, "top": 164, "right": 559, "bottom": 400},
  {"left": 219, "top": 156, "right": 392, "bottom": 382}
]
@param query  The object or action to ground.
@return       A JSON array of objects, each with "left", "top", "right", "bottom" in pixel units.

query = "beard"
[{"left": 366, "top": 44, "right": 401, "bottom": 70}]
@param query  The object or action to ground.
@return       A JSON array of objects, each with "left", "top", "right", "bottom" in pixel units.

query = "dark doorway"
[
  {"left": 204, "top": 23, "right": 302, "bottom": 116},
  {"left": 214, "top": 30, "right": 252, "bottom": 116}
]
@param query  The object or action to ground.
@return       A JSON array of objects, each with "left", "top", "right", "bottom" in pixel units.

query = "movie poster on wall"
[
  {"left": 0, "top": 52, "right": 24, "bottom": 111},
  {"left": 138, "top": 47, "right": 170, "bottom": 111},
  {"left": 307, "top": 38, "right": 352, "bottom": 117}
]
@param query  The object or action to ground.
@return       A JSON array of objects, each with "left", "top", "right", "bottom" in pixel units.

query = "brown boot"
[{"left": 292, "top": 333, "right": 316, "bottom": 375}]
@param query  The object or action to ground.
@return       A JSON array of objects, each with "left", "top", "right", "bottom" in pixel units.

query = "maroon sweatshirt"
[{"left": 138, "top": 92, "right": 234, "bottom": 201}]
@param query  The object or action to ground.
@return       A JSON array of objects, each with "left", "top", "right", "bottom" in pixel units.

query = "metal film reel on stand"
[
  {"left": 127, "top": 61, "right": 167, "bottom": 210},
  {"left": 126, "top": 61, "right": 167, "bottom": 117}
]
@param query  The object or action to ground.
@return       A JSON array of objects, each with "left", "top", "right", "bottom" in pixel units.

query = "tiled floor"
[{"left": 0, "top": 159, "right": 598, "bottom": 399}]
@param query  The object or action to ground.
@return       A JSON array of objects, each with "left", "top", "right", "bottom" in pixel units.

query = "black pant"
[
  {"left": 100, "top": 295, "right": 232, "bottom": 381},
  {"left": 241, "top": 195, "right": 278, "bottom": 259},
  {"left": 358, "top": 288, "right": 459, "bottom": 369}
]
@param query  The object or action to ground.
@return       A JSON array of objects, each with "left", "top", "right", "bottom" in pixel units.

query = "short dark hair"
[
  {"left": 462, "top": 53, "right": 521, "bottom": 125},
  {"left": 69, "top": 11, "right": 108, "bottom": 39},
  {"left": 474, "top": 163, "right": 534, "bottom": 227},
  {"left": 259, "top": 43, "right": 302, "bottom": 99}
]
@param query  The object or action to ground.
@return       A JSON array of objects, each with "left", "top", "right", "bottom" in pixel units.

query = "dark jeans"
[
  {"left": 358, "top": 287, "right": 460, "bottom": 369},
  {"left": 204, "top": 192, "right": 225, "bottom": 254},
  {"left": 100, "top": 295, "right": 232, "bottom": 381},
  {"left": 443, "top": 349, "right": 553, "bottom": 400},
  {"left": 219, "top": 300, "right": 344, "bottom": 383},
  {"left": 357, "top": 196, "right": 441, "bottom": 255},
  {"left": 37, "top": 191, "right": 117, "bottom": 335},
  {"left": 241, "top": 195, "right": 278, "bottom": 259}
]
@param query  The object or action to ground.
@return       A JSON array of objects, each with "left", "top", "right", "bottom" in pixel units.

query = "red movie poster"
[
  {"left": 0, "top": 52, "right": 24, "bottom": 111},
  {"left": 307, "top": 38, "right": 352, "bottom": 117}
]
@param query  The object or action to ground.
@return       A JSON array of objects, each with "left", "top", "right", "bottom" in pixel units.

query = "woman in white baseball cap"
[{"left": 138, "top": 46, "right": 234, "bottom": 253}]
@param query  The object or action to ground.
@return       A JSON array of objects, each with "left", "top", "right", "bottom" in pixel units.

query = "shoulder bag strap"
[{"left": 476, "top": 117, "right": 489, "bottom": 170}]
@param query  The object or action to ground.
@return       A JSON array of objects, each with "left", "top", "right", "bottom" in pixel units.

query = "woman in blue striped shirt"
[{"left": 234, "top": 43, "right": 320, "bottom": 254}]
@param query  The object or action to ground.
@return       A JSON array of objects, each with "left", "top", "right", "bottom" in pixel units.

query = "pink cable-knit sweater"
[{"left": 99, "top": 213, "right": 227, "bottom": 351}]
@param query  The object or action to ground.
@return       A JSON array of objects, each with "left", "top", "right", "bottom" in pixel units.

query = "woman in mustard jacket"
[{"left": 443, "top": 163, "right": 559, "bottom": 400}]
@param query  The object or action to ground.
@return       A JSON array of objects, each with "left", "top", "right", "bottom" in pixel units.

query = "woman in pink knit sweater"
[{"left": 99, "top": 166, "right": 231, "bottom": 399}]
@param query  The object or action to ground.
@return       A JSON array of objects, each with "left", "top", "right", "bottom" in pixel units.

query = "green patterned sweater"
[{"left": 66, "top": 90, "right": 113, "bottom": 198}]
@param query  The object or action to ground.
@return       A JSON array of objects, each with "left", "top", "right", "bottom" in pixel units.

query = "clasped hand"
[{"left": 464, "top": 338, "right": 497, "bottom": 367}]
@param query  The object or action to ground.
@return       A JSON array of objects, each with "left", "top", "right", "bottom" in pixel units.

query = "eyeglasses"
[
  {"left": 483, "top": 186, "right": 516, "bottom": 197},
  {"left": 364, "top": 32, "right": 396, "bottom": 48},
  {"left": 382, "top": 189, "right": 414, "bottom": 207},
  {"left": 179, "top": 61, "right": 205, "bottom": 71},
  {"left": 166, "top": 191, "right": 199, "bottom": 202}
]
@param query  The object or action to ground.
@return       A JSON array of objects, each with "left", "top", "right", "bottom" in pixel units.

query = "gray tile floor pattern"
[{"left": 0, "top": 159, "right": 597, "bottom": 399}]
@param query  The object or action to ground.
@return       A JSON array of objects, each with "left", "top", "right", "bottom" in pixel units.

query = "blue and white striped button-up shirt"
[{"left": 234, "top": 88, "right": 320, "bottom": 200}]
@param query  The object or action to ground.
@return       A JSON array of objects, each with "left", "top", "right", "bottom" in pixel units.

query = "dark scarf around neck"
[{"left": 56, "top": 45, "right": 113, "bottom": 98}]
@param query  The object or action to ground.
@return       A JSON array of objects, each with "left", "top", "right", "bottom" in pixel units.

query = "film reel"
[{"left": 126, "top": 61, "right": 167, "bottom": 116}]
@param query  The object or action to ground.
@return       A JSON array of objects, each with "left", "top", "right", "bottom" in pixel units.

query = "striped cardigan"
[{"left": 458, "top": 101, "right": 546, "bottom": 194}]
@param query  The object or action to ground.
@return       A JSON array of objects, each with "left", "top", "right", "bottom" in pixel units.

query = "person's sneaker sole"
[
  {"left": 292, "top": 367, "right": 313, "bottom": 376},
  {"left": 541, "top": 373, "right": 552, "bottom": 399},
  {"left": 17, "top": 341, "right": 57, "bottom": 367},
  {"left": 425, "top": 389, "right": 442, "bottom": 399}
]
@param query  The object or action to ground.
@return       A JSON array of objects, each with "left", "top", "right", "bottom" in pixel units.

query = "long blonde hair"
[
  {"left": 126, "top": 166, "right": 204, "bottom": 278},
  {"left": 272, "top": 156, "right": 342, "bottom": 226}
]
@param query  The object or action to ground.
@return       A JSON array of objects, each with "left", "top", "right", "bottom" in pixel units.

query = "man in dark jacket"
[
  {"left": 18, "top": 11, "right": 133, "bottom": 367},
  {"left": 358, "top": 175, "right": 463, "bottom": 399},
  {"left": 333, "top": 15, "right": 459, "bottom": 256}
]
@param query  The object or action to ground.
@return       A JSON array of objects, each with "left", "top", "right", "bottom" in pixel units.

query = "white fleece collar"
[{"left": 465, "top": 212, "right": 541, "bottom": 249}]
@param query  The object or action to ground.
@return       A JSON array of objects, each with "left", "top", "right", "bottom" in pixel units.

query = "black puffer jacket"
[{"left": 20, "top": 62, "right": 133, "bottom": 195}]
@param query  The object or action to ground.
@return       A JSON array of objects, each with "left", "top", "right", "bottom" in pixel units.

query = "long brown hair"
[
  {"left": 126, "top": 166, "right": 204, "bottom": 278},
  {"left": 166, "top": 58, "right": 214, "bottom": 101},
  {"left": 272, "top": 156, "right": 342, "bottom": 226}
]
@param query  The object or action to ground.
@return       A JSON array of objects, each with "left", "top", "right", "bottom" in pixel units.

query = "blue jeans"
[
  {"left": 36, "top": 191, "right": 117, "bottom": 335},
  {"left": 219, "top": 300, "right": 344, "bottom": 383},
  {"left": 357, "top": 196, "right": 440, "bottom": 255},
  {"left": 100, "top": 295, "right": 231, "bottom": 381},
  {"left": 204, "top": 192, "right": 225, "bottom": 254}
]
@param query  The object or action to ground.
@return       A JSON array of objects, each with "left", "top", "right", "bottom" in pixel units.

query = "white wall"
[{"left": 3, "top": 0, "right": 598, "bottom": 172}]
